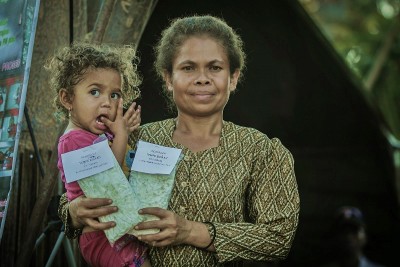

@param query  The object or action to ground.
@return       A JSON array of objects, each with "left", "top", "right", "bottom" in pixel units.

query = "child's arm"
[{"left": 101, "top": 99, "right": 141, "bottom": 166}]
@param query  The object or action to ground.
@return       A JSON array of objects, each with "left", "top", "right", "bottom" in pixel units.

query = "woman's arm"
[
  {"left": 58, "top": 193, "right": 82, "bottom": 239},
  {"left": 58, "top": 193, "right": 118, "bottom": 239},
  {"left": 211, "top": 138, "right": 300, "bottom": 262}
]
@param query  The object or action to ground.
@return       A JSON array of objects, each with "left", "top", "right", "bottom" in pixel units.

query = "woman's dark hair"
[{"left": 154, "top": 15, "right": 246, "bottom": 112}]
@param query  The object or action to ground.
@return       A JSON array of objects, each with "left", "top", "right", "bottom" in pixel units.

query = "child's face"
[{"left": 68, "top": 68, "right": 122, "bottom": 135}]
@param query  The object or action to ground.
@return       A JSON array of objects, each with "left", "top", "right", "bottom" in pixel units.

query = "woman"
[{"left": 59, "top": 15, "right": 300, "bottom": 267}]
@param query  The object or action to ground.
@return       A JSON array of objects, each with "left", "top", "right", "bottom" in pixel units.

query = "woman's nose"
[{"left": 194, "top": 70, "right": 211, "bottom": 85}]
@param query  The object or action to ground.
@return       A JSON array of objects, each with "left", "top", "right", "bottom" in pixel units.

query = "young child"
[{"left": 47, "top": 42, "right": 151, "bottom": 267}]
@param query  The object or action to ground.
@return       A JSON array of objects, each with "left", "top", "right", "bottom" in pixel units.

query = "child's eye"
[
  {"left": 90, "top": 89, "right": 100, "bottom": 97},
  {"left": 111, "top": 92, "right": 121, "bottom": 100}
]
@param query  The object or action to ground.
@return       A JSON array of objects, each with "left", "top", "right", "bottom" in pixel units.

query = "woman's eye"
[
  {"left": 210, "top": 66, "right": 222, "bottom": 71},
  {"left": 182, "top": 66, "right": 193, "bottom": 71},
  {"left": 90, "top": 89, "right": 100, "bottom": 96},
  {"left": 111, "top": 92, "right": 121, "bottom": 100}
]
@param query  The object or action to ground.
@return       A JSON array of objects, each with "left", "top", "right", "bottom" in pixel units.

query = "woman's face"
[{"left": 164, "top": 36, "right": 240, "bottom": 118}]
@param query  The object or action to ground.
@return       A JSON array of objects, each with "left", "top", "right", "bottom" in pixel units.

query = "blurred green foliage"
[{"left": 299, "top": 0, "right": 400, "bottom": 140}]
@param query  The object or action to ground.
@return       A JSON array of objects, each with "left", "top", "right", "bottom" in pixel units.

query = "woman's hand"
[
  {"left": 134, "top": 207, "right": 192, "bottom": 246},
  {"left": 69, "top": 196, "right": 118, "bottom": 230},
  {"left": 134, "top": 207, "right": 214, "bottom": 250}
]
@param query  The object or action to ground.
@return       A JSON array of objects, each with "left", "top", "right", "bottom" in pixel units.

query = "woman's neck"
[{"left": 173, "top": 113, "right": 223, "bottom": 152}]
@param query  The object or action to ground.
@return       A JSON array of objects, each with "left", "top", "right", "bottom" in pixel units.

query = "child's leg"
[
  {"left": 79, "top": 231, "right": 126, "bottom": 267},
  {"left": 139, "top": 259, "right": 151, "bottom": 267},
  {"left": 79, "top": 231, "right": 149, "bottom": 267},
  {"left": 120, "top": 237, "right": 150, "bottom": 267}
]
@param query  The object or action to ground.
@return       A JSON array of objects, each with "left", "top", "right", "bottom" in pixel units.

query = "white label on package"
[
  {"left": 61, "top": 140, "right": 115, "bottom": 183},
  {"left": 131, "top": 140, "right": 182, "bottom": 174}
]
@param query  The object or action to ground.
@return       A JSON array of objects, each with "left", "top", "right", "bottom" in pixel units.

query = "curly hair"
[
  {"left": 153, "top": 15, "right": 246, "bottom": 112},
  {"left": 46, "top": 42, "right": 141, "bottom": 120}
]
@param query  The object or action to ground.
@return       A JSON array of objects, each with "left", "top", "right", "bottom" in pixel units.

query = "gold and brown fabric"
[{"left": 59, "top": 119, "right": 300, "bottom": 267}]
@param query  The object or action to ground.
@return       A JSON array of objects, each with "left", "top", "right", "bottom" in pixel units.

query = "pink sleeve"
[{"left": 57, "top": 131, "right": 97, "bottom": 201}]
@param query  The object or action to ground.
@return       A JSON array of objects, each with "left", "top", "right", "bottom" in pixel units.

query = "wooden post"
[
  {"left": 103, "top": 0, "right": 158, "bottom": 49},
  {"left": 91, "top": 0, "right": 117, "bottom": 43},
  {"left": 16, "top": 122, "right": 67, "bottom": 267},
  {"left": 73, "top": 0, "right": 88, "bottom": 41}
]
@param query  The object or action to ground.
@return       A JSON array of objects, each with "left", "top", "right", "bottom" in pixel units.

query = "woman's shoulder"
[
  {"left": 140, "top": 118, "right": 174, "bottom": 132},
  {"left": 224, "top": 121, "right": 270, "bottom": 145},
  {"left": 129, "top": 119, "right": 174, "bottom": 146},
  {"left": 138, "top": 119, "right": 174, "bottom": 138},
  {"left": 224, "top": 121, "right": 289, "bottom": 153},
  {"left": 225, "top": 121, "right": 265, "bottom": 137}
]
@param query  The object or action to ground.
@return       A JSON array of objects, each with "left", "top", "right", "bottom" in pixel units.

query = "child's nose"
[{"left": 101, "top": 96, "right": 111, "bottom": 107}]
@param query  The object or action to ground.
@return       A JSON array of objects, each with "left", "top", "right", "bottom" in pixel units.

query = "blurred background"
[{"left": 0, "top": 0, "right": 399, "bottom": 266}]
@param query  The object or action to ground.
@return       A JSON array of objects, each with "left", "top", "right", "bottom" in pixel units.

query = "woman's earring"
[{"left": 68, "top": 107, "right": 72, "bottom": 117}]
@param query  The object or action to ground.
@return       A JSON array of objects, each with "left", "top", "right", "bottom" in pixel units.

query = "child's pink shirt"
[{"left": 57, "top": 129, "right": 98, "bottom": 201}]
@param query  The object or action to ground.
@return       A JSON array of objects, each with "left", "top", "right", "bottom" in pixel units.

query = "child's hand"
[
  {"left": 102, "top": 99, "right": 140, "bottom": 165},
  {"left": 101, "top": 99, "right": 141, "bottom": 137},
  {"left": 123, "top": 101, "right": 141, "bottom": 134}
]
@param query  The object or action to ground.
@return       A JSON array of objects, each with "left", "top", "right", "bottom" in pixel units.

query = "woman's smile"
[{"left": 190, "top": 91, "right": 215, "bottom": 101}]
